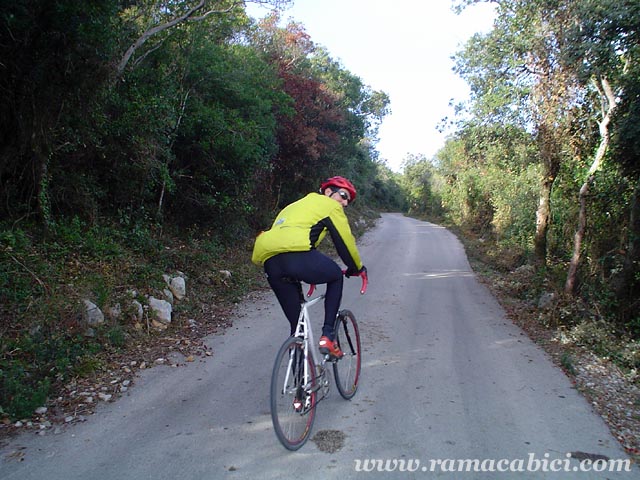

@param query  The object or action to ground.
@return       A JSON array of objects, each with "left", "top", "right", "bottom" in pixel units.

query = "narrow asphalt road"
[{"left": 0, "top": 213, "right": 634, "bottom": 479}]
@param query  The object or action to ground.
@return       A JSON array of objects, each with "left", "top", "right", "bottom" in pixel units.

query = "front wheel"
[
  {"left": 333, "top": 310, "right": 361, "bottom": 399},
  {"left": 270, "top": 336, "right": 317, "bottom": 450}
]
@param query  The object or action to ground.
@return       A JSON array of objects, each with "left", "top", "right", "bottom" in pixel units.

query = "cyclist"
[{"left": 252, "top": 176, "right": 367, "bottom": 359}]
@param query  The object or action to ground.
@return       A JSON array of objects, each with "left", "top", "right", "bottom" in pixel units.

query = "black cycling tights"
[{"left": 264, "top": 250, "right": 343, "bottom": 339}]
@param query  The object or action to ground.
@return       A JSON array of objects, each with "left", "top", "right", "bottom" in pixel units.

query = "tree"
[
  {"left": 561, "top": 0, "right": 640, "bottom": 303},
  {"left": 163, "top": 35, "right": 287, "bottom": 229},
  {"left": 0, "top": 0, "right": 120, "bottom": 224},
  {"left": 248, "top": 13, "right": 390, "bottom": 207},
  {"left": 402, "top": 154, "right": 441, "bottom": 217},
  {"left": 565, "top": 77, "right": 619, "bottom": 294},
  {"left": 116, "top": 1, "right": 290, "bottom": 76},
  {"left": 454, "top": 0, "right": 582, "bottom": 265}
]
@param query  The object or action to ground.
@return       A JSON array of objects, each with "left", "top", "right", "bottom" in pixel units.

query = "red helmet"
[{"left": 320, "top": 176, "right": 357, "bottom": 201}]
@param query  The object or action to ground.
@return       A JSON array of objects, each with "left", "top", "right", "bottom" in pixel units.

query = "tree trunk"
[
  {"left": 565, "top": 177, "right": 591, "bottom": 294},
  {"left": 534, "top": 124, "right": 560, "bottom": 266},
  {"left": 31, "top": 111, "right": 53, "bottom": 230},
  {"left": 35, "top": 149, "right": 51, "bottom": 227},
  {"left": 534, "top": 174, "right": 554, "bottom": 265},
  {"left": 565, "top": 77, "right": 616, "bottom": 295},
  {"left": 156, "top": 89, "right": 190, "bottom": 220}
]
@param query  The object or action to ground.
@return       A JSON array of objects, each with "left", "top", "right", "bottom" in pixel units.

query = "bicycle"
[{"left": 270, "top": 271, "right": 368, "bottom": 451}]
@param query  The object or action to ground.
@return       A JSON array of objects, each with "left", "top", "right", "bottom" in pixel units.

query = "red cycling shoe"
[{"left": 318, "top": 336, "right": 343, "bottom": 359}]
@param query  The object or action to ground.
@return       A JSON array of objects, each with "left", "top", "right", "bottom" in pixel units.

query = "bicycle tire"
[
  {"left": 270, "top": 336, "right": 317, "bottom": 450},
  {"left": 333, "top": 309, "right": 361, "bottom": 399}
]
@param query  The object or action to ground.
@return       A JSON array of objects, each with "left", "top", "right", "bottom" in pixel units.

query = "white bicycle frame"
[{"left": 283, "top": 293, "right": 327, "bottom": 399}]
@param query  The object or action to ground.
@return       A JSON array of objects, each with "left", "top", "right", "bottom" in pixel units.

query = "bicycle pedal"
[{"left": 322, "top": 379, "right": 330, "bottom": 394}]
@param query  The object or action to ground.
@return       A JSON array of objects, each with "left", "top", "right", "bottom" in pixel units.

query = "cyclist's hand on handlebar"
[
  {"left": 345, "top": 265, "right": 366, "bottom": 278},
  {"left": 344, "top": 266, "right": 368, "bottom": 294}
]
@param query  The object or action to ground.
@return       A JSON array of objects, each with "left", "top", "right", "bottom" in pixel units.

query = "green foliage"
[
  {"left": 430, "top": 123, "right": 539, "bottom": 250},
  {"left": 0, "top": 365, "right": 51, "bottom": 421},
  {"left": 0, "top": 227, "right": 36, "bottom": 305},
  {"left": 562, "top": 319, "right": 640, "bottom": 371},
  {"left": 170, "top": 42, "right": 284, "bottom": 228},
  {"left": 72, "top": 354, "right": 105, "bottom": 378},
  {"left": 610, "top": 58, "right": 640, "bottom": 177},
  {"left": 402, "top": 154, "right": 443, "bottom": 218},
  {"left": 0, "top": 329, "right": 101, "bottom": 419},
  {"left": 105, "top": 325, "right": 126, "bottom": 349},
  {"left": 116, "top": 208, "right": 160, "bottom": 253},
  {"left": 485, "top": 163, "right": 540, "bottom": 248},
  {"left": 367, "top": 165, "right": 407, "bottom": 212}
]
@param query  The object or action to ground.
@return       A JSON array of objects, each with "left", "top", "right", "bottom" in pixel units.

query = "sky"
[{"left": 248, "top": 0, "right": 496, "bottom": 172}]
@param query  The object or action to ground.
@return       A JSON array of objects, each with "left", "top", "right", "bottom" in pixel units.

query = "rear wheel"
[
  {"left": 333, "top": 310, "right": 361, "bottom": 399},
  {"left": 270, "top": 336, "right": 317, "bottom": 450}
]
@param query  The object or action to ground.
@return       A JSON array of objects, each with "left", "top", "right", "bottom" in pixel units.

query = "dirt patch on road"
[{"left": 312, "top": 429, "right": 346, "bottom": 453}]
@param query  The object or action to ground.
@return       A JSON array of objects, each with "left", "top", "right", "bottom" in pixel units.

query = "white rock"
[
  {"left": 163, "top": 288, "right": 174, "bottom": 304},
  {"left": 169, "top": 276, "right": 186, "bottom": 300},
  {"left": 148, "top": 296, "right": 172, "bottom": 324},
  {"left": 82, "top": 300, "right": 104, "bottom": 326}
]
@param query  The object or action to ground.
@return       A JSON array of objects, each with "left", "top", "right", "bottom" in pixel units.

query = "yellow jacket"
[{"left": 252, "top": 193, "right": 363, "bottom": 271}]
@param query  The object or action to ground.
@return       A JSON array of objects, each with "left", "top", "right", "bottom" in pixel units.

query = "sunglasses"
[{"left": 335, "top": 190, "right": 351, "bottom": 203}]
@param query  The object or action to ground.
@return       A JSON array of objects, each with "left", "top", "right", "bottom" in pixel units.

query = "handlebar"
[
  {"left": 306, "top": 270, "right": 368, "bottom": 297},
  {"left": 357, "top": 271, "right": 368, "bottom": 294}
]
